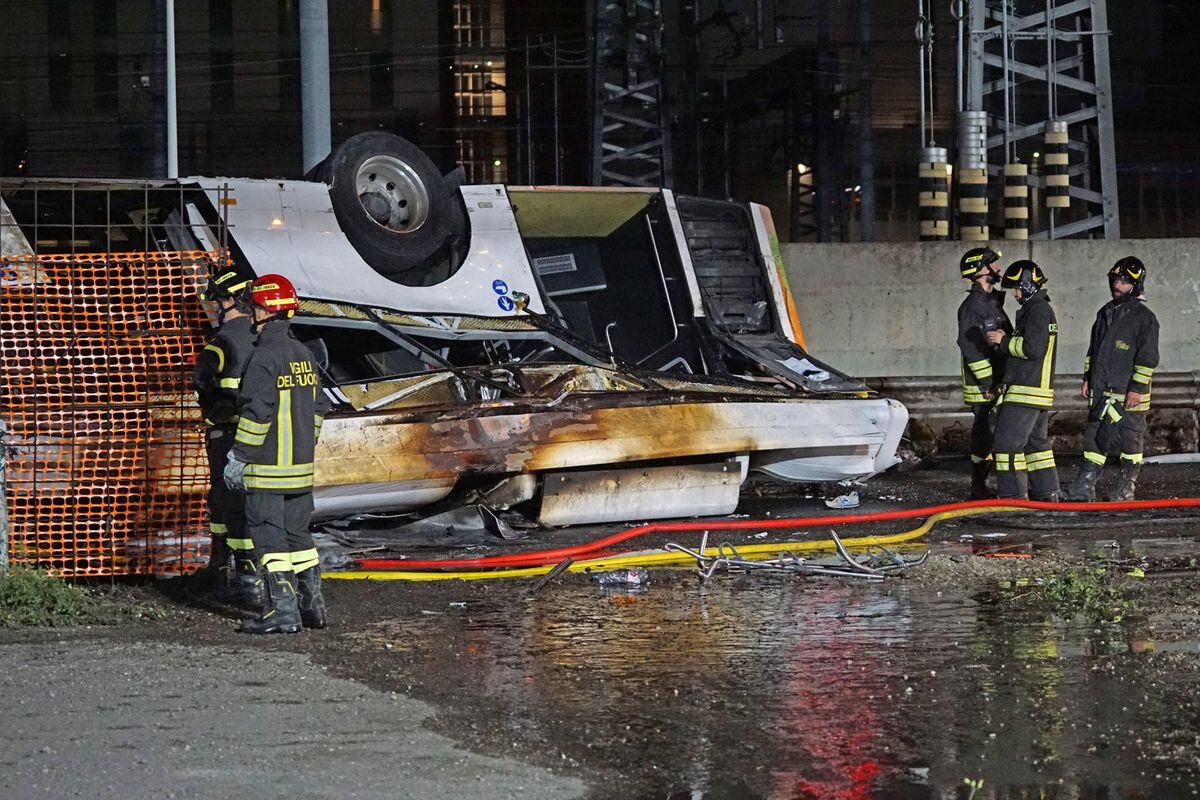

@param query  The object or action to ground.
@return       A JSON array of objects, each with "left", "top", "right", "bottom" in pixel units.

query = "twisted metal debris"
[{"left": 665, "top": 530, "right": 930, "bottom": 582}]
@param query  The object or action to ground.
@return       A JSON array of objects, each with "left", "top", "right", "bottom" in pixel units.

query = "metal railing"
[{"left": 868, "top": 372, "right": 1200, "bottom": 416}]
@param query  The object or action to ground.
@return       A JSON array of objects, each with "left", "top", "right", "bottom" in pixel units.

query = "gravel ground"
[
  {"left": 0, "top": 637, "right": 586, "bottom": 800},
  {"left": 3, "top": 459, "right": 1200, "bottom": 798}
]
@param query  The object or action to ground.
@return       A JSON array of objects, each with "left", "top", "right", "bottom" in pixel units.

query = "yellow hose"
[{"left": 326, "top": 503, "right": 1027, "bottom": 582}]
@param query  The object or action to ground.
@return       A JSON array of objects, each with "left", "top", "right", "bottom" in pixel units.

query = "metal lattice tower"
[
  {"left": 590, "top": 0, "right": 672, "bottom": 187},
  {"left": 964, "top": 0, "right": 1119, "bottom": 239}
]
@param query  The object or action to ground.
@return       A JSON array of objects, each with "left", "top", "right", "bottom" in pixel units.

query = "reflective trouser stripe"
[
  {"left": 1026, "top": 450, "right": 1057, "bottom": 471},
  {"left": 290, "top": 548, "right": 320, "bottom": 573},
  {"left": 262, "top": 552, "right": 294, "bottom": 573},
  {"left": 1121, "top": 452, "right": 1144, "bottom": 464},
  {"left": 1102, "top": 399, "right": 1123, "bottom": 423},
  {"left": 970, "top": 454, "right": 990, "bottom": 464},
  {"left": 994, "top": 452, "right": 1026, "bottom": 472},
  {"left": 210, "top": 522, "right": 228, "bottom": 535},
  {"left": 227, "top": 537, "right": 255, "bottom": 551},
  {"left": 1083, "top": 450, "right": 1107, "bottom": 465}
]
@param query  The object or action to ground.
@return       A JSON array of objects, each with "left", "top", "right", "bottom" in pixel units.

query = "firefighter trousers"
[
  {"left": 243, "top": 491, "right": 320, "bottom": 575},
  {"left": 968, "top": 401, "right": 996, "bottom": 465},
  {"left": 1081, "top": 402, "right": 1147, "bottom": 467},
  {"left": 205, "top": 426, "right": 249, "bottom": 553},
  {"left": 992, "top": 403, "right": 1059, "bottom": 500}
]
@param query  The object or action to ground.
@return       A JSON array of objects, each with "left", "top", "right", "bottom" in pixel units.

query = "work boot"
[
  {"left": 969, "top": 461, "right": 994, "bottom": 500},
  {"left": 296, "top": 566, "right": 327, "bottom": 629},
  {"left": 1061, "top": 462, "right": 1103, "bottom": 502},
  {"left": 214, "top": 551, "right": 266, "bottom": 610},
  {"left": 1031, "top": 491, "right": 1059, "bottom": 503},
  {"left": 234, "top": 552, "right": 267, "bottom": 611},
  {"left": 1105, "top": 463, "right": 1141, "bottom": 502},
  {"left": 200, "top": 537, "right": 232, "bottom": 589},
  {"left": 239, "top": 571, "right": 302, "bottom": 635}
]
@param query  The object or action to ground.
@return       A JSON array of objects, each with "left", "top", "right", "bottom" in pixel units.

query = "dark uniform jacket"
[
  {"left": 1083, "top": 298, "right": 1159, "bottom": 412},
  {"left": 192, "top": 315, "right": 255, "bottom": 427},
  {"left": 231, "top": 318, "right": 331, "bottom": 493},
  {"left": 997, "top": 292, "right": 1057, "bottom": 408},
  {"left": 956, "top": 285, "right": 1011, "bottom": 404}
]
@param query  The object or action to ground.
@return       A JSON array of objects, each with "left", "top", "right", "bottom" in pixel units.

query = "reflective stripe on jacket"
[
  {"left": 956, "top": 285, "right": 1011, "bottom": 404},
  {"left": 998, "top": 292, "right": 1057, "bottom": 408},
  {"left": 192, "top": 315, "right": 255, "bottom": 427},
  {"left": 231, "top": 318, "right": 331, "bottom": 493},
  {"left": 1083, "top": 298, "right": 1160, "bottom": 413}
]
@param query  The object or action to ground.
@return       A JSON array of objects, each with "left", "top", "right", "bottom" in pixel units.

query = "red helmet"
[{"left": 247, "top": 274, "right": 300, "bottom": 316}]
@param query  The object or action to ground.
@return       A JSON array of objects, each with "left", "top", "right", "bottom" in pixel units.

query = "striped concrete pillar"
[
  {"left": 1044, "top": 121, "right": 1070, "bottom": 209},
  {"left": 918, "top": 147, "right": 950, "bottom": 241},
  {"left": 957, "top": 111, "right": 989, "bottom": 241},
  {"left": 1004, "top": 162, "right": 1029, "bottom": 240},
  {"left": 958, "top": 168, "right": 989, "bottom": 241}
]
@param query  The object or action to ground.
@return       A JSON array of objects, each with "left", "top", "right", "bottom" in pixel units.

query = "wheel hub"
[{"left": 355, "top": 155, "right": 430, "bottom": 233}]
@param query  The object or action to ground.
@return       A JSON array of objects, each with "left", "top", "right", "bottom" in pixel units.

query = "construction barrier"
[{"left": 0, "top": 251, "right": 215, "bottom": 576}]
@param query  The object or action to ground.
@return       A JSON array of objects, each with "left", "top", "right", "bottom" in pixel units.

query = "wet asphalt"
[{"left": 4, "top": 459, "right": 1200, "bottom": 799}]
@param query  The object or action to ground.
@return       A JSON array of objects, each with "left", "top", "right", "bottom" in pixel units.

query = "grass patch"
[
  {"left": 0, "top": 567, "right": 170, "bottom": 627},
  {"left": 1034, "top": 566, "right": 1137, "bottom": 623},
  {"left": 0, "top": 567, "right": 96, "bottom": 627}
]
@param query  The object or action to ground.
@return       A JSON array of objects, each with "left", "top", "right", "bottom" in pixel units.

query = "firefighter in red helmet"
[{"left": 225, "top": 274, "right": 331, "bottom": 634}]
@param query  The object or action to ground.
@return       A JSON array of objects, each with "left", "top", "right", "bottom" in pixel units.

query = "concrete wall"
[{"left": 783, "top": 239, "right": 1200, "bottom": 378}]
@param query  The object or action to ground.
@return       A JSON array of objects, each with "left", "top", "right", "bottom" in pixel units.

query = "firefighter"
[
  {"left": 192, "top": 265, "right": 263, "bottom": 607},
  {"left": 1061, "top": 257, "right": 1160, "bottom": 502},
  {"left": 224, "top": 274, "right": 330, "bottom": 634},
  {"left": 983, "top": 260, "right": 1060, "bottom": 501},
  {"left": 956, "top": 247, "right": 1011, "bottom": 498}
]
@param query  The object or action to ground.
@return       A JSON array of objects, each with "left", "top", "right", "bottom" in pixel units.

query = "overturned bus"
[{"left": 0, "top": 133, "right": 906, "bottom": 532}]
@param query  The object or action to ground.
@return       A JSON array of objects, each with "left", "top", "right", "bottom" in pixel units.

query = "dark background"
[{"left": 0, "top": 0, "right": 1196, "bottom": 240}]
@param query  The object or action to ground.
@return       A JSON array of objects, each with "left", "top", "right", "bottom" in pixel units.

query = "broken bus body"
[{"left": 0, "top": 133, "right": 906, "bottom": 539}]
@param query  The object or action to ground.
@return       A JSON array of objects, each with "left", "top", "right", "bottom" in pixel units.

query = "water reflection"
[{"left": 349, "top": 575, "right": 1199, "bottom": 798}]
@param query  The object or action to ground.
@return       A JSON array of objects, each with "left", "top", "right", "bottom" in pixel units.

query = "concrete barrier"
[{"left": 783, "top": 239, "right": 1200, "bottom": 379}]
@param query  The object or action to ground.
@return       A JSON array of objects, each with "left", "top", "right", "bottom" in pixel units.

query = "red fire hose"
[{"left": 353, "top": 497, "right": 1200, "bottom": 572}]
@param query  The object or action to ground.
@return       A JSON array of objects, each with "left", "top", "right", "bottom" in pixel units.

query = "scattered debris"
[
  {"left": 529, "top": 558, "right": 575, "bottom": 595},
  {"left": 824, "top": 491, "right": 861, "bottom": 510},
  {"left": 591, "top": 568, "right": 650, "bottom": 588},
  {"left": 665, "top": 530, "right": 929, "bottom": 583}
]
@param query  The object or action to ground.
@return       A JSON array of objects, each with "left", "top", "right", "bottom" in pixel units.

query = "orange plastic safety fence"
[{"left": 1, "top": 251, "right": 219, "bottom": 576}]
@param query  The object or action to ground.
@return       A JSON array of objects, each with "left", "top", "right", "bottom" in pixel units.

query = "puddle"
[{"left": 343, "top": 574, "right": 1200, "bottom": 798}]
